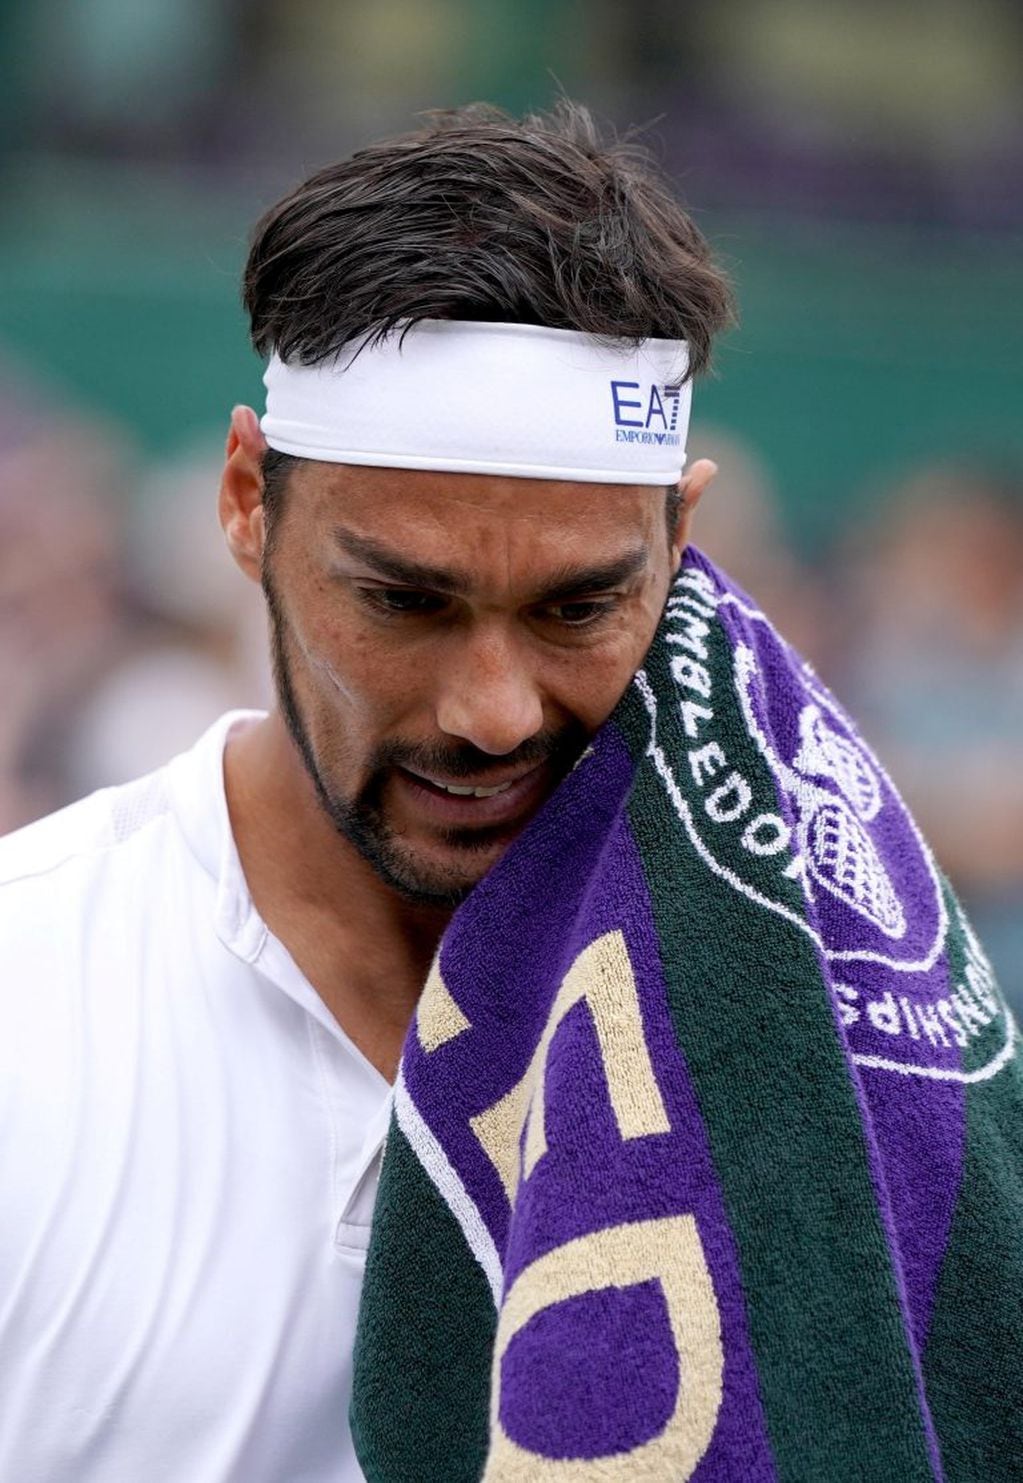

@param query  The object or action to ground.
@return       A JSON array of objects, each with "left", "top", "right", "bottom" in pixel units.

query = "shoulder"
[
  {"left": 0, "top": 712, "right": 255, "bottom": 978},
  {"left": 0, "top": 770, "right": 192, "bottom": 1058},
  {"left": 0, "top": 766, "right": 174, "bottom": 895},
  {"left": 0, "top": 709, "right": 253, "bottom": 901}
]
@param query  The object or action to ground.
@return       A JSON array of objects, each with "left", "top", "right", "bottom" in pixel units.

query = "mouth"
[{"left": 393, "top": 761, "right": 551, "bottom": 830}]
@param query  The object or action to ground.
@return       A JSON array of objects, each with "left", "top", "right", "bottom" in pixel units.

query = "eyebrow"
[{"left": 333, "top": 528, "right": 649, "bottom": 603}]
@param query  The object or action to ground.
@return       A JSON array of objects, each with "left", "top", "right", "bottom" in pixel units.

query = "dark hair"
[{"left": 245, "top": 100, "right": 734, "bottom": 530}]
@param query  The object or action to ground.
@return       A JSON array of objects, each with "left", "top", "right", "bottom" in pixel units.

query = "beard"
[{"left": 263, "top": 572, "right": 588, "bottom": 908}]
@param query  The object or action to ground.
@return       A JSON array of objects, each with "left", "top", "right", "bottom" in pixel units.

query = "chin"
[{"left": 380, "top": 829, "right": 516, "bottom": 907}]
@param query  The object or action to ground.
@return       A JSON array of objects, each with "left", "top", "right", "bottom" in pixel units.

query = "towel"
[{"left": 350, "top": 548, "right": 1023, "bottom": 1482}]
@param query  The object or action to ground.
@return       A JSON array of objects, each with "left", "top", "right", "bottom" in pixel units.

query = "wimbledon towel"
[{"left": 351, "top": 548, "right": 1023, "bottom": 1482}]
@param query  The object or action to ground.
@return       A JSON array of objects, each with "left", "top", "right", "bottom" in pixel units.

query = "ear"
[
  {"left": 670, "top": 458, "right": 718, "bottom": 571},
  {"left": 219, "top": 405, "right": 269, "bottom": 583}
]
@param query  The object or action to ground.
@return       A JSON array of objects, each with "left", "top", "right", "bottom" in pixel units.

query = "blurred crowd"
[
  {"left": 0, "top": 363, "right": 269, "bottom": 832},
  {"left": 6, "top": 0, "right": 1022, "bottom": 233},
  {"left": 2, "top": 366, "right": 1021, "bottom": 1008}
]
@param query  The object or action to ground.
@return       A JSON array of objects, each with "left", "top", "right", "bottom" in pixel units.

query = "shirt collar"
[
  {"left": 164, "top": 710, "right": 392, "bottom": 1089},
  {"left": 164, "top": 709, "right": 268, "bottom": 961}
]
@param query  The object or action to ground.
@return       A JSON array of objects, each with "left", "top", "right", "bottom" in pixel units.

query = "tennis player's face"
[{"left": 263, "top": 462, "right": 685, "bottom": 905}]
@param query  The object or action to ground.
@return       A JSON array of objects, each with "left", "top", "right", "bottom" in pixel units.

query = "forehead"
[{"left": 287, "top": 460, "right": 665, "bottom": 563}]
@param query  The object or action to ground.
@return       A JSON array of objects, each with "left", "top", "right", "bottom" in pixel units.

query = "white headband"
[{"left": 261, "top": 319, "right": 690, "bottom": 486}]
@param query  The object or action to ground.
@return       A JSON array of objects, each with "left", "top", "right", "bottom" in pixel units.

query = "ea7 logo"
[{"left": 610, "top": 380, "right": 682, "bottom": 433}]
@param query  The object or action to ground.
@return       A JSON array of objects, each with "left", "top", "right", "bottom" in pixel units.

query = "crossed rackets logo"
[{"left": 734, "top": 645, "right": 907, "bottom": 940}]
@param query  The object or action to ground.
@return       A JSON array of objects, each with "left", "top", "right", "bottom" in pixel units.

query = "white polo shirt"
[{"left": 0, "top": 712, "right": 391, "bottom": 1482}]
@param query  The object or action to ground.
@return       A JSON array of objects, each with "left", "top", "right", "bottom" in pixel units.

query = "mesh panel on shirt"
[{"left": 107, "top": 770, "right": 171, "bottom": 845}]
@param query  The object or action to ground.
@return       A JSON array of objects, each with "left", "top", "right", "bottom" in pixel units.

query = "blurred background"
[{"left": 0, "top": 0, "right": 1021, "bottom": 1002}]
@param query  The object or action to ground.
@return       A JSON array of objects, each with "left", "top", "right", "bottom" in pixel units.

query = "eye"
[
  {"left": 359, "top": 587, "right": 448, "bottom": 616},
  {"left": 541, "top": 599, "right": 617, "bottom": 627}
]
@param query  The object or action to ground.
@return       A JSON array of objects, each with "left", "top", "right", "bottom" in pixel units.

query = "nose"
[{"left": 435, "top": 628, "right": 545, "bottom": 756}]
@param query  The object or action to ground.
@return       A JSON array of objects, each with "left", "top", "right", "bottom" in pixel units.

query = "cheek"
[
  {"left": 544, "top": 627, "right": 657, "bottom": 732},
  {"left": 299, "top": 608, "right": 423, "bottom": 726},
  {"left": 587, "top": 590, "right": 668, "bottom": 714}
]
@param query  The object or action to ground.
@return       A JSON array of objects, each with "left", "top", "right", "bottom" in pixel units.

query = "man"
[{"left": 1, "top": 103, "right": 1019, "bottom": 1483}]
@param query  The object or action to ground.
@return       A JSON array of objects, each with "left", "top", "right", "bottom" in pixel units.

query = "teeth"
[{"left": 438, "top": 781, "right": 514, "bottom": 798}]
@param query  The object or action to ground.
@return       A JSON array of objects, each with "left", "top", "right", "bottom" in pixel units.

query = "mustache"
[{"left": 368, "top": 727, "right": 587, "bottom": 782}]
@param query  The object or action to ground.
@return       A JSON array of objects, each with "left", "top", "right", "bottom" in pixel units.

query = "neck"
[{"left": 224, "top": 711, "right": 451, "bottom": 1080}]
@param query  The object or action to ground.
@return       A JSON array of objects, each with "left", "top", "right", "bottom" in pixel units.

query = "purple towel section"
[
  {"left": 497, "top": 814, "right": 776, "bottom": 1475},
  {"left": 401, "top": 723, "right": 641, "bottom": 1258},
  {"left": 498, "top": 1278, "right": 681, "bottom": 1456},
  {"left": 402, "top": 721, "right": 777, "bottom": 1476},
  {"left": 712, "top": 575, "right": 968, "bottom": 1362}
]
